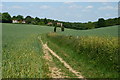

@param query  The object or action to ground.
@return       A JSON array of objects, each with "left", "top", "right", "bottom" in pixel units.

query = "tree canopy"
[
  {"left": 97, "top": 18, "right": 106, "bottom": 28},
  {"left": 25, "top": 16, "right": 33, "bottom": 24},
  {"left": 1, "top": 12, "right": 120, "bottom": 30},
  {"left": 16, "top": 15, "right": 24, "bottom": 21},
  {"left": 2, "top": 12, "right": 12, "bottom": 23}
]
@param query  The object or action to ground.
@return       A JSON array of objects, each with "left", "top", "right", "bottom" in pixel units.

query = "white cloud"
[
  {"left": 86, "top": 6, "right": 93, "bottom": 9},
  {"left": 39, "top": 5, "right": 50, "bottom": 9},
  {"left": 99, "top": 6, "right": 117, "bottom": 10}
]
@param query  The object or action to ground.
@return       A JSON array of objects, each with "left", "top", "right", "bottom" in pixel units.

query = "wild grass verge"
[{"left": 42, "top": 33, "right": 119, "bottom": 78}]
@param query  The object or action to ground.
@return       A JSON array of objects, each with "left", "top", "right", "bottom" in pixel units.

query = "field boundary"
[{"left": 38, "top": 36, "right": 85, "bottom": 79}]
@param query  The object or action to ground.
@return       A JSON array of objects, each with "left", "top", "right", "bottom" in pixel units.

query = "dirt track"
[
  {"left": 38, "top": 36, "right": 84, "bottom": 78},
  {"left": 42, "top": 40, "right": 66, "bottom": 78}
]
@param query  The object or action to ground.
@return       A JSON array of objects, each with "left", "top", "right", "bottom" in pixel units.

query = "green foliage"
[
  {"left": 12, "top": 16, "right": 17, "bottom": 20},
  {"left": 25, "top": 16, "right": 33, "bottom": 24},
  {"left": 85, "top": 21, "right": 95, "bottom": 29},
  {"left": 44, "top": 18, "right": 48, "bottom": 24},
  {"left": 1, "top": 12, "right": 120, "bottom": 30},
  {"left": 38, "top": 22, "right": 45, "bottom": 25},
  {"left": 16, "top": 15, "right": 24, "bottom": 21},
  {"left": 2, "top": 12, "right": 12, "bottom": 23},
  {"left": 105, "top": 18, "right": 120, "bottom": 26},
  {"left": 45, "top": 33, "right": 119, "bottom": 78},
  {"left": 63, "top": 18, "right": 120, "bottom": 30},
  {"left": 35, "top": 17, "right": 40, "bottom": 22},
  {"left": 34, "top": 17, "right": 40, "bottom": 25},
  {"left": 97, "top": 18, "right": 106, "bottom": 27}
]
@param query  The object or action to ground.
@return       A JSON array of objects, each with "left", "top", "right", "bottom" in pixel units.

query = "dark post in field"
[{"left": 54, "top": 27, "right": 56, "bottom": 32}]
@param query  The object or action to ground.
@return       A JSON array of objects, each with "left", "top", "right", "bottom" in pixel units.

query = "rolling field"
[
  {"left": 2, "top": 23, "right": 53, "bottom": 78},
  {"left": 2, "top": 23, "right": 119, "bottom": 78},
  {"left": 58, "top": 25, "right": 118, "bottom": 37}
]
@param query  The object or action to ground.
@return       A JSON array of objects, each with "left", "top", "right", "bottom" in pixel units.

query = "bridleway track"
[{"left": 38, "top": 36, "right": 85, "bottom": 79}]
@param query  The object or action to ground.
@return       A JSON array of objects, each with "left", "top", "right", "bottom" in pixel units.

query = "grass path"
[{"left": 38, "top": 36, "right": 84, "bottom": 79}]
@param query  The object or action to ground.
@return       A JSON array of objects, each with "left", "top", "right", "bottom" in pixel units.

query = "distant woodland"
[{"left": 0, "top": 12, "right": 120, "bottom": 30}]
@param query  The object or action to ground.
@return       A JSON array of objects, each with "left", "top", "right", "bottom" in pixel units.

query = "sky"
[
  {"left": 1, "top": 2, "right": 119, "bottom": 22},
  {"left": 1, "top": 0, "right": 120, "bottom": 2}
]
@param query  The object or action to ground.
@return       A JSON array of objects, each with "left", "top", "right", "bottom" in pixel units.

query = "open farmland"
[
  {"left": 2, "top": 23, "right": 119, "bottom": 78},
  {"left": 2, "top": 23, "right": 53, "bottom": 78},
  {"left": 58, "top": 25, "right": 118, "bottom": 37}
]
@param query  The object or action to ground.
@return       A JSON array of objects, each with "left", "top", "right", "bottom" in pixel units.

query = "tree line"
[
  {"left": 63, "top": 18, "right": 120, "bottom": 30},
  {"left": 0, "top": 12, "right": 120, "bottom": 30}
]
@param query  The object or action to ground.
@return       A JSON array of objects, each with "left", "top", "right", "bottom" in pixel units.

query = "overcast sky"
[{"left": 1, "top": 2, "right": 118, "bottom": 22}]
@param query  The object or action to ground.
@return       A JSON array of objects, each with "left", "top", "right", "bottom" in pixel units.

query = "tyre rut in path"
[
  {"left": 42, "top": 40, "right": 67, "bottom": 78},
  {"left": 38, "top": 36, "right": 85, "bottom": 78}
]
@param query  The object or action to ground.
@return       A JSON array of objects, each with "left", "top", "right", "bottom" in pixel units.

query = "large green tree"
[
  {"left": 25, "top": 16, "right": 33, "bottom": 24},
  {"left": 44, "top": 18, "right": 48, "bottom": 24},
  {"left": 35, "top": 17, "right": 40, "bottom": 22},
  {"left": 2, "top": 12, "right": 12, "bottom": 23},
  {"left": 97, "top": 18, "right": 106, "bottom": 27},
  {"left": 16, "top": 15, "right": 24, "bottom": 21},
  {"left": 12, "top": 16, "right": 17, "bottom": 20},
  {"left": 34, "top": 17, "right": 40, "bottom": 25}
]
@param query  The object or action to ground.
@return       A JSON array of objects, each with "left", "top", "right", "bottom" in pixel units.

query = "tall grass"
[
  {"left": 2, "top": 23, "right": 53, "bottom": 78},
  {"left": 2, "top": 35, "right": 43, "bottom": 78},
  {"left": 45, "top": 33, "right": 119, "bottom": 78},
  {"left": 2, "top": 23, "right": 119, "bottom": 78}
]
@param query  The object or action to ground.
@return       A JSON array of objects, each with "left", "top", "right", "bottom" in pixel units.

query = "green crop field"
[
  {"left": 2, "top": 23, "right": 53, "bottom": 78},
  {"left": 2, "top": 23, "right": 119, "bottom": 78},
  {"left": 58, "top": 25, "right": 118, "bottom": 37}
]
